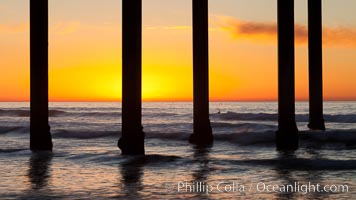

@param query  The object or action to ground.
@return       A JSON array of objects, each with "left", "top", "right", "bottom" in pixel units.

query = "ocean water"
[{"left": 0, "top": 102, "right": 355, "bottom": 199}]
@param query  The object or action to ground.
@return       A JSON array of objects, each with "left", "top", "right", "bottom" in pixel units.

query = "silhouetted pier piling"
[
  {"left": 118, "top": 0, "right": 145, "bottom": 155},
  {"left": 308, "top": 0, "right": 325, "bottom": 130},
  {"left": 24, "top": 0, "right": 329, "bottom": 153},
  {"left": 189, "top": 0, "right": 213, "bottom": 145},
  {"left": 276, "top": 0, "right": 299, "bottom": 150},
  {"left": 30, "top": 0, "right": 52, "bottom": 151}
]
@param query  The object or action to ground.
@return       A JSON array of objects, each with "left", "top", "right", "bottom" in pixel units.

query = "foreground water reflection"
[{"left": 0, "top": 138, "right": 354, "bottom": 200}]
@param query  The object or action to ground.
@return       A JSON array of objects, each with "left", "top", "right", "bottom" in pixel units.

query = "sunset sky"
[{"left": 0, "top": 0, "right": 355, "bottom": 102}]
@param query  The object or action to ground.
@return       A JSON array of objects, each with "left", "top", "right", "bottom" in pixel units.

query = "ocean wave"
[
  {"left": 0, "top": 109, "right": 178, "bottom": 118},
  {"left": 213, "top": 131, "right": 276, "bottom": 145},
  {"left": 211, "top": 122, "right": 276, "bottom": 133},
  {"left": 323, "top": 114, "right": 356, "bottom": 123},
  {"left": 121, "top": 154, "right": 182, "bottom": 166},
  {"left": 0, "top": 109, "right": 67, "bottom": 117},
  {"left": 1, "top": 108, "right": 356, "bottom": 123},
  {"left": 235, "top": 158, "right": 356, "bottom": 170},
  {"left": 0, "top": 148, "right": 29, "bottom": 153},
  {"left": 1, "top": 120, "right": 355, "bottom": 147},
  {"left": 52, "top": 129, "right": 119, "bottom": 139},
  {"left": 71, "top": 111, "right": 120, "bottom": 118},
  {"left": 214, "top": 112, "right": 356, "bottom": 123},
  {"left": 145, "top": 132, "right": 188, "bottom": 140},
  {"left": 48, "top": 127, "right": 356, "bottom": 148},
  {"left": 214, "top": 112, "right": 277, "bottom": 121},
  {"left": 213, "top": 130, "right": 356, "bottom": 146},
  {"left": 300, "top": 130, "right": 356, "bottom": 144},
  {"left": 0, "top": 126, "right": 28, "bottom": 134}
]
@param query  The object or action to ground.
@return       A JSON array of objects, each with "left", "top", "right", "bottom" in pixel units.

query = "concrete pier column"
[
  {"left": 30, "top": 0, "right": 52, "bottom": 151},
  {"left": 276, "top": 0, "right": 299, "bottom": 150},
  {"left": 118, "top": 0, "right": 144, "bottom": 155},
  {"left": 308, "top": 0, "right": 325, "bottom": 130},
  {"left": 189, "top": 0, "right": 213, "bottom": 145}
]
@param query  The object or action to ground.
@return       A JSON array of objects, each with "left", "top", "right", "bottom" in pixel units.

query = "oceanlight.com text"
[{"left": 165, "top": 181, "right": 349, "bottom": 195}]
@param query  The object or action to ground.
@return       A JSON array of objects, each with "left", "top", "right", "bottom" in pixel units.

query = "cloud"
[
  {"left": 0, "top": 21, "right": 82, "bottom": 35},
  {"left": 214, "top": 15, "right": 356, "bottom": 48},
  {"left": 0, "top": 23, "right": 29, "bottom": 34},
  {"left": 144, "top": 25, "right": 220, "bottom": 32},
  {"left": 51, "top": 21, "right": 81, "bottom": 35},
  {"left": 145, "top": 25, "right": 192, "bottom": 31},
  {"left": 323, "top": 27, "right": 356, "bottom": 47}
]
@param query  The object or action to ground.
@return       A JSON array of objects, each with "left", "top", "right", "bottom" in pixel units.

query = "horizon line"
[{"left": 1, "top": 100, "right": 356, "bottom": 103}]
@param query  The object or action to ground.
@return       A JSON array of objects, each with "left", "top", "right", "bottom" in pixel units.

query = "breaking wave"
[{"left": 1, "top": 108, "right": 356, "bottom": 123}]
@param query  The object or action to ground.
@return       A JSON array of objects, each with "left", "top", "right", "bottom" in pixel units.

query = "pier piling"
[
  {"left": 189, "top": 0, "right": 213, "bottom": 145},
  {"left": 118, "top": 0, "right": 145, "bottom": 155},
  {"left": 276, "top": 0, "right": 299, "bottom": 150},
  {"left": 30, "top": 0, "right": 52, "bottom": 151},
  {"left": 308, "top": 0, "right": 325, "bottom": 130}
]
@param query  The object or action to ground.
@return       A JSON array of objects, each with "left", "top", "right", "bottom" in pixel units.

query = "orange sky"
[{"left": 0, "top": 0, "right": 355, "bottom": 102}]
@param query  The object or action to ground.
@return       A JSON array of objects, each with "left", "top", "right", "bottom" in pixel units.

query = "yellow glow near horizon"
[{"left": 0, "top": 1, "right": 356, "bottom": 102}]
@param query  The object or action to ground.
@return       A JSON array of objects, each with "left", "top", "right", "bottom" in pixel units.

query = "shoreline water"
[{"left": 0, "top": 102, "right": 355, "bottom": 199}]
